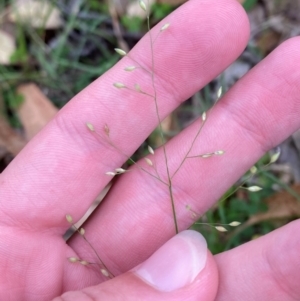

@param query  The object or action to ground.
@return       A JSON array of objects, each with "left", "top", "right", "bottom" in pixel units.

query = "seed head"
[
  {"left": 68, "top": 257, "right": 78, "bottom": 263},
  {"left": 200, "top": 153, "right": 213, "bottom": 158},
  {"left": 144, "top": 158, "right": 153, "bottom": 166},
  {"left": 148, "top": 145, "right": 154, "bottom": 155},
  {"left": 115, "top": 168, "right": 126, "bottom": 174},
  {"left": 246, "top": 186, "right": 262, "bottom": 192},
  {"left": 86, "top": 122, "right": 94, "bottom": 132},
  {"left": 80, "top": 260, "right": 89, "bottom": 266},
  {"left": 214, "top": 150, "right": 225, "bottom": 155},
  {"left": 217, "top": 86, "right": 222, "bottom": 99},
  {"left": 124, "top": 66, "right": 136, "bottom": 71},
  {"left": 250, "top": 166, "right": 257, "bottom": 174},
  {"left": 101, "top": 269, "right": 110, "bottom": 277},
  {"left": 139, "top": 0, "right": 147, "bottom": 11},
  {"left": 106, "top": 171, "right": 116, "bottom": 176},
  {"left": 114, "top": 48, "right": 126, "bottom": 56},
  {"left": 215, "top": 226, "right": 227, "bottom": 232},
  {"left": 270, "top": 150, "right": 281, "bottom": 164},
  {"left": 66, "top": 214, "right": 73, "bottom": 224},
  {"left": 113, "top": 82, "right": 126, "bottom": 89},
  {"left": 134, "top": 84, "right": 141, "bottom": 92},
  {"left": 160, "top": 23, "right": 170, "bottom": 31},
  {"left": 229, "top": 221, "right": 241, "bottom": 227}
]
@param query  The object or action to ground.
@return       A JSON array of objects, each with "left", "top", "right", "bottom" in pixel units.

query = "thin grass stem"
[
  {"left": 171, "top": 100, "right": 219, "bottom": 179},
  {"left": 93, "top": 131, "right": 168, "bottom": 186},
  {"left": 146, "top": 4, "right": 178, "bottom": 233},
  {"left": 73, "top": 225, "right": 115, "bottom": 278}
]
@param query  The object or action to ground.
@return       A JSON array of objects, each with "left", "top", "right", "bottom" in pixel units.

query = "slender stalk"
[
  {"left": 218, "top": 177, "right": 252, "bottom": 204},
  {"left": 171, "top": 119, "right": 208, "bottom": 179},
  {"left": 172, "top": 100, "right": 219, "bottom": 179},
  {"left": 126, "top": 54, "right": 152, "bottom": 76},
  {"left": 168, "top": 183, "right": 179, "bottom": 233},
  {"left": 125, "top": 87, "right": 155, "bottom": 98},
  {"left": 146, "top": 7, "right": 178, "bottom": 233},
  {"left": 153, "top": 156, "right": 162, "bottom": 181},
  {"left": 261, "top": 170, "right": 300, "bottom": 202},
  {"left": 152, "top": 31, "right": 161, "bottom": 45},
  {"left": 93, "top": 131, "right": 168, "bottom": 186},
  {"left": 73, "top": 225, "right": 115, "bottom": 278}
]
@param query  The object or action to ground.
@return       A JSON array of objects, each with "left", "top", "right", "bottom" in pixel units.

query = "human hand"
[{"left": 1, "top": 0, "right": 300, "bottom": 300}]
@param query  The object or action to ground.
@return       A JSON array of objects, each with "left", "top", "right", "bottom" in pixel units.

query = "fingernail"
[{"left": 133, "top": 230, "right": 207, "bottom": 292}]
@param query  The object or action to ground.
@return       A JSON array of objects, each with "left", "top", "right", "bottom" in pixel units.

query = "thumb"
[{"left": 55, "top": 230, "right": 218, "bottom": 301}]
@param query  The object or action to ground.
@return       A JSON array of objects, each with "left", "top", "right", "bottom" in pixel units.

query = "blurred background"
[{"left": 0, "top": 0, "right": 300, "bottom": 253}]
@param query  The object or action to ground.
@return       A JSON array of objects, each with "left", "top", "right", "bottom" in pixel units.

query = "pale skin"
[{"left": 1, "top": 0, "right": 300, "bottom": 300}]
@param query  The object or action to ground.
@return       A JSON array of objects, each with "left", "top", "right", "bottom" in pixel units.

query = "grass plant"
[
  {"left": 0, "top": 0, "right": 294, "bottom": 280},
  {"left": 65, "top": 0, "right": 270, "bottom": 278}
]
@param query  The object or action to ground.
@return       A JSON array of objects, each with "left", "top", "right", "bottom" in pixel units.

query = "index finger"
[{"left": 0, "top": 0, "right": 249, "bottom": 231}]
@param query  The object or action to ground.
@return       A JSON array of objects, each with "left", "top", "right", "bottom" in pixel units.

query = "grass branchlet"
[{"left": 65, "top": 214, "right": 114, "bottom": 279}]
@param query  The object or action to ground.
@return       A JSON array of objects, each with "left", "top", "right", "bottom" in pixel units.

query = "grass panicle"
[{"left": 67, "top": 0, "right": 276, "bottom": 278}]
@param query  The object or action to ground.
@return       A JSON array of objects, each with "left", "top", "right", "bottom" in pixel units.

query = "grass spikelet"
[
  {"left": 145, "top": 158, "right": 153, "bottom": 166},
  {"left": 101, "top": 269, "right": 110, "bottom": 277},
  {"left": 160, "top": 23, "right": 170, "bottom": 31},
  {"left": 113, "top": 82, "right": 126, "bottom": 89},
  {"left": 215, "top": 226, "right": 228, "bottom": 232},
  {"left": 134, "top": 84, "right": 141, "bottom": 92},
  {"left": 114, "top": 48, "right": 126, "bottom": 56},
  {"left": 68, "top": 257, "right": 78, "bottom": 263},
  {"left": 270, "top": 150, "right": 281, "bottom": 164},
  {"left": 229, "top": 221, "right": 241, "bottom": 227},
  {"left": 246, "top": 186, "right": 263, "bottom": 192},
  {"left": 66, "top": 214, "right": 73, "bottom": 224},
  {"left": 148, "top": 145, "right": 154, "bottom": 155},
  {"left": 139, "top": 0, "right": 147, "bottom": 11},
  {"left": 124, "top": 66, "right": 136, "bottom": 71},
  {"left": 86, "top": 122, "right": 94, "bottom": 132},
  {"left": 106, "top": 171, "right": 116, "bottom": 176}
]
